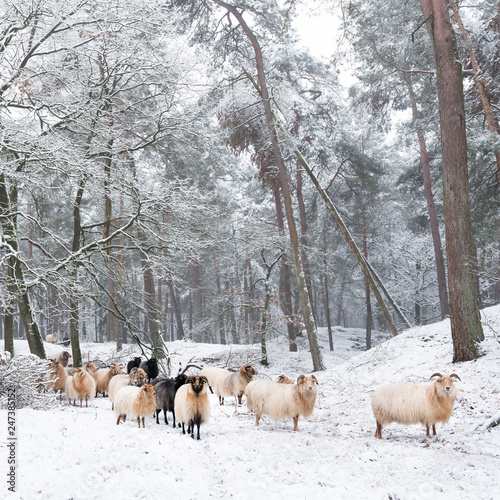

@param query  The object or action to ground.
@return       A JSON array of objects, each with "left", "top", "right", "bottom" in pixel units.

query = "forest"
[{"left": 1, "top": 0, "right": 498, "bottom": 370}]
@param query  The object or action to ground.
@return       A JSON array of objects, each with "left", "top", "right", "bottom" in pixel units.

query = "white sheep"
[
  {"left": 245, "top": 375, "right": 318, "bottom": 431},
  {"left": 45, "top": 332, "right": 57, "bottom": 343},
  {"left": 65, "top": 373, "right": 78, "bottom": 405},
  {"left": 95, "top": 364, "right": 123, "bottom": 397},
  {"left": 200, "top": 364, "right": 258, "bottom": 412},
  {"left": 114, "top": 384, "right": 156, "bottom": 428},
  {"left": 371, "top": 373, "right": 461, "bottom": 439},
  {"left": 174, "top": 376, "right": 212, "bottom": 440},
  {"left": 108, "top": 368, "right": 147, "bottom": 410}
]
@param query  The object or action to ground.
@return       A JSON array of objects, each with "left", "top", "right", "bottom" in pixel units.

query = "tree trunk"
[
  {"left": 421, "top": 0, "right": 484, "bottom": 361},
  {"left": 362, "top": 207, "right": 372, "bottom": 350},
  {"left": 69, "top": 178, "right": 86, "bottom": 367},
  {"left": 167, "top": 280, "right": 184, "bottom": 340},
  {"left": 190, "top": 262, "right": 203, "bottom": 342},
  {"left": 273, "top": 188, "right": 297, "bottom": 352},
  {"left": 0, "top": 173, "right": 45, "bottom": 359},
  {"left": 213, "top": 2, "right": 324, "bottom": 370},
  {"left": 214, "top": 252, "right": 226, "bottom": 344},
  {"left": 322, "top": 232, "right": 334, "bottom": 351},
  {"left": 292, "top": 147, "right": 400, "bottom": 336},
  {"left": 405, "top": 74, "right": 450, "bottom": 319},
  {"left": 294, "top": 112, "right": 316, "bottom": 321}
]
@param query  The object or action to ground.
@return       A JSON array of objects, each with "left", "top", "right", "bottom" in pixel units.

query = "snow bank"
[{"left": 1, "top": 306, "right": 499, "bottom": 499}]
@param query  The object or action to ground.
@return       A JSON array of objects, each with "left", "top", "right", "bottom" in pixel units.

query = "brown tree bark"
[
  {"left": 405, "top": 74, "right": 450, "bottom": 319},
  {"left": 273, "top": 188, "right": 297, "bottom": 352},
  {"left": 421, "top": 0, "right": 484, "bottom": 361}
]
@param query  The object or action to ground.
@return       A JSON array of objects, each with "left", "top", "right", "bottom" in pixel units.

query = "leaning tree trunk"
[
  {"left": 273, "top": 188, "right": 297, "bottom": 352},
  {"left": 421, "top": 0, "right": 484, "bottom": 361},
  {"left": 405, "top": 74, "right": 450, "bottom": 319},
  {"left": 213, "top": 0, "right": 325, "bottom": 371}
]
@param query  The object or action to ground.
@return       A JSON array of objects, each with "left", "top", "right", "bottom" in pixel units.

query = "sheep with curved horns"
[
  {"left": 115, "top": 384, "right": 156, "bottom": 428},
  {"left": 245, "top": 375, "right": 318, "bottom": 431},
  {"left": 200, "top": 364, "right": 258, "bottom": 412},
  {"left": 174, "top": 376, "right": 212, "bottom": 440},
  {"left": 371, "top": 373, "right": 461, "bottom": 439}
]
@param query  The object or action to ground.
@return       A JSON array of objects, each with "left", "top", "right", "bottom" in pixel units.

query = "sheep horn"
[
  {"left": 450, "top": 374, "right": 462, "bottom": 382},
  {"left": 297, "top": 375, "right": 305, "bottom": 384},
  {"left": 430, "top": 373, "right": 443, "bottom": 379},
  {"left": 311, "top": 375, "right": 319, "bottom": 385}
]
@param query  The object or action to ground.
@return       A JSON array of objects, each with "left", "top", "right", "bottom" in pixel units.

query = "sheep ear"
[
  {"left": 311, "top": 375, "right": 319, "bottom": 385},
  {"left": 297, "top": 375, "right": 305, "bottom": 384},
  {"left": 450, "top": 373, "right": 462, "bottom": 382}
]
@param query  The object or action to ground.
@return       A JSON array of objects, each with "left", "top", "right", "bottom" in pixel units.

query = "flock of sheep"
[{"left": 45, "top": 350, "right": 462, "bottom": 440}]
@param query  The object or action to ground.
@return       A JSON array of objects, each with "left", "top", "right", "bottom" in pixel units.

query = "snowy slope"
[{"left": 2, "top": 307, "right": 500, "bottom": 499}]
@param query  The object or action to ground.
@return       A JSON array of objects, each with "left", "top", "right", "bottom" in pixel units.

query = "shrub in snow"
[{"left": 0, "top": 353, "right": 58, "bottom": 410}]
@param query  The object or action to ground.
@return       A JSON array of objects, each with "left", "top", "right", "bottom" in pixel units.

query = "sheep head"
[
  {"left": 430, "top": 373, "right": 460, "bottom": 397},
  {"left": 297, "top": 375, "right": 319, "bottom": 392},
  {"left": 186, "top": 376, "right": 210, "bottom": 394},
  {"left": 141, "top": 384, "right": 155, "bottom": 397},
  {"left": 277, "top": 375, "right": 294, "bottom": 384},
  {"left": 110, "top": 365, "right": 124, "bottom": 376},
  {"left": 241, "top": 364, "right": 258, "bottom": 381},
  {"left": 130, "top": 368, "right": 147, "bottom": 387}
]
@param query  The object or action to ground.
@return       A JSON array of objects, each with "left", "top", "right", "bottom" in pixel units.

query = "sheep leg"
[
  {"left": 219, "top": 396, "right": 224, "bottom": 405},
  {"left": 163, "top": 410, "right": 168, "bottom": 425},
  {"left": 237, "top": 394, "right": 243, "bottom": 405},
  {"left": 375, "top": 421, "right": 382, "bottom": 439},
  {"left": 255, "top": 412, "right": 261, "bottom": 427},
  {"left": 155, "top": 409, "right": 161, "bottom": 424},
  {"left": 233, "top": 394, "right": 239, "bottom": 414},
  {"left": 432, "top": 424, "right": 437, "bottom": 436},
  {"left": 137, "top": 417, "right": 141, "bottom": 428},
  {"left": 181, "top": 423, "right": 186, "bottom": 435},
  {"left": 85, "top": 396, "right": 89, "bottom": 408},
  {"left": 195, "top": 422, "right": 201, "bottom": 441},
  {"left": 426, "top": 425, "right": 431, "bottom": 438},
  {"left": 293, "top": 415, "right": 300, "bottom": 432},
  {"left": 116, "top": 415, "right": 122, "bottom": 425},
  {"left": 80, "top": 399, "right": 83, "bottom": 408}
]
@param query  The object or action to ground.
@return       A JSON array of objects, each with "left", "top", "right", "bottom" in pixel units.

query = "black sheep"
[
  {"left": 155, "top": 373, "right": 187, "bottom": 427},
  {"left": 140, "top": 358, "right": 159, "bottom": 382},
  {"left": 127, "top": 357, "right": 142, "bottom": 374}
]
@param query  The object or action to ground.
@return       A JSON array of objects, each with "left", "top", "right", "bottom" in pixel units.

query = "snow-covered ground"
[{"left": 2, "top": 306, "right": 500, "bottom": 499}]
